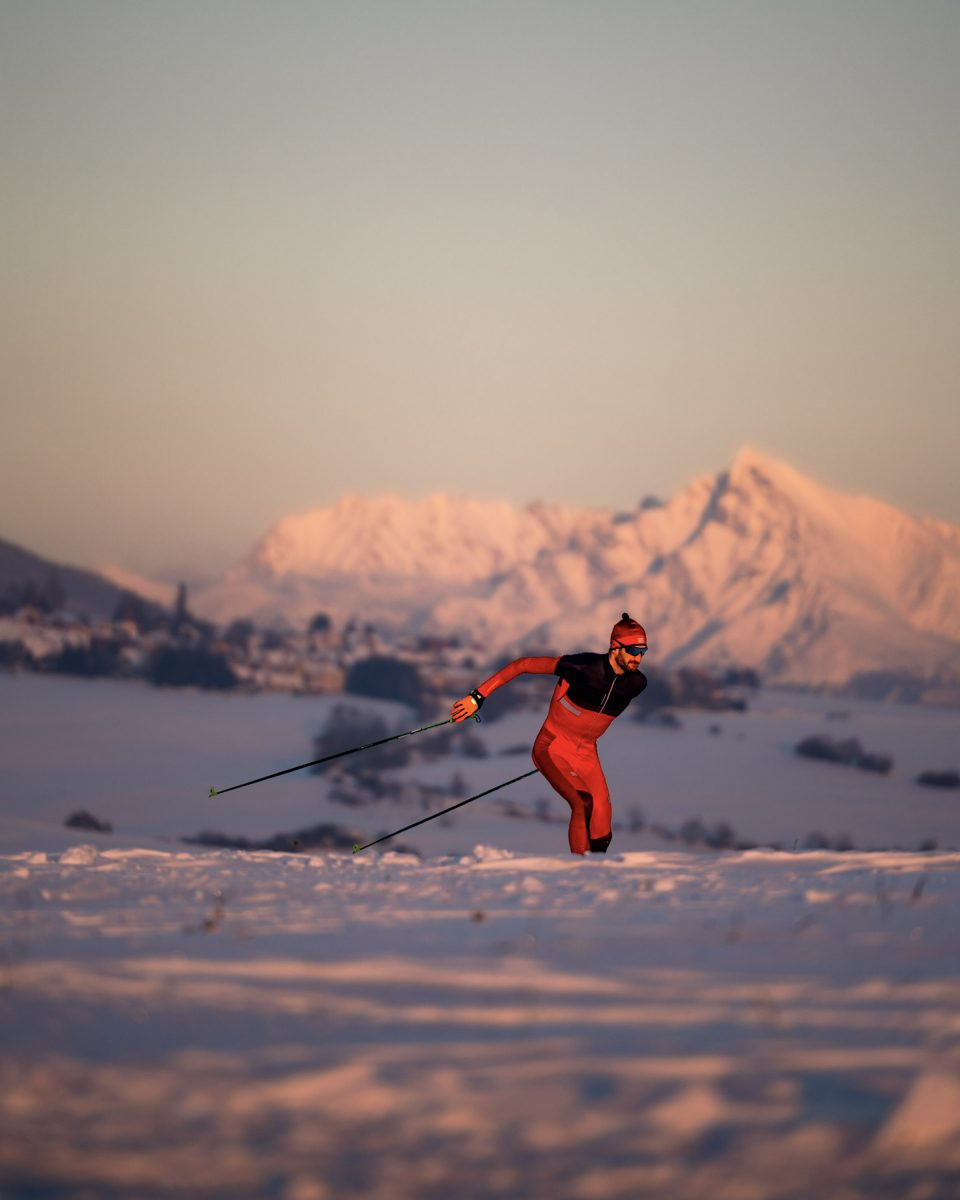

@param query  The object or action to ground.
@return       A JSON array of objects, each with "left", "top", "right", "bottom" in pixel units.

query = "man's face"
[{"left": 614, "top": 644, "right": 646, "bottom": 673}]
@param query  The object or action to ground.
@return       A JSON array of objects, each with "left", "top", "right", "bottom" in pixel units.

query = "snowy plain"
[
  {"left": 1, "top": 673, "right": 959, "bottom": 856},
  {"left": 2, "top": 673, "right": 960, "bottom": 1198}
]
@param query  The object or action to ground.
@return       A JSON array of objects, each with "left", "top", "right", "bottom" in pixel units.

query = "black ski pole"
[
  {"left": 209, "top": 717, "right": 461, "bottom": 798},
  {"left": 352, "top": 768, "right": 540, "bottom": 854}
]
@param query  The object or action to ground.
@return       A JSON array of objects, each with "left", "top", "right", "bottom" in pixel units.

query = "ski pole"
[
  {"left": 209, "top": 717, "right": 462, "bottom": 798},
  {"left": 352, "top": 768, "right": 540, "bottom": 854}
]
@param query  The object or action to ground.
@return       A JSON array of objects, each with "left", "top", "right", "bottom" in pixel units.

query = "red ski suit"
[{"left": 476, "top": 654, "right": 647, "bottom": 855}]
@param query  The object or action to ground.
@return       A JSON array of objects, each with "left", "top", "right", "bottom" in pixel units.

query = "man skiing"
[{"left": 452, "top": 613, "right": 648, "bottom": 855}]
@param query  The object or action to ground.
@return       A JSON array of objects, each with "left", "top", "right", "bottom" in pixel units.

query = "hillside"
[{"left": 0, "top": 536, "right": 134, "bottom": 620}]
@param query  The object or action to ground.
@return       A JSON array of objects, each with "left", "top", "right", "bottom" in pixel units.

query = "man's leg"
[
  {"left": 578, "top": 751, "right": 612, "bottom": 853},
  {"left": 532, "top": 731, "right": 591, "bottom": 855}
]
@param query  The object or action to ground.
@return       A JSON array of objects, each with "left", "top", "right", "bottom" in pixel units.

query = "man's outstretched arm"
[{"left": 451, "top": 656, "right": 559, "bottom": 722}]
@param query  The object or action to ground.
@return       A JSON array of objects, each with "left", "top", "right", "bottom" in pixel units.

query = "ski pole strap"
[
  {"left": 352, "top": 768, "right": 540, "bottom": 854},
  {"left": 209, "top": 717, "right": 455, "bottom": 798}
]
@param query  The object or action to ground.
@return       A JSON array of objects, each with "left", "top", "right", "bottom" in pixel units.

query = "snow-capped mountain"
[
  {"left": 533, "top": 447, "right": 960, "bottom": 687},
  {"left": 192, "top": 447, "right": 960, "bottom": 688},
  {"left": 194, "top": 494, "right": 613, "bottom": 633}
]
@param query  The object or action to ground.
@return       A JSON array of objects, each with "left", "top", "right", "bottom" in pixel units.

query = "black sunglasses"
[{"left": 619, "top": 644, "right": 648, "bottom": 657}]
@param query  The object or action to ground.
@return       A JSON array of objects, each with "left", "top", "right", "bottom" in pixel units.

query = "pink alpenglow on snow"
[{"left": 190, "top": 448, "right": 960, "bottom": 696}]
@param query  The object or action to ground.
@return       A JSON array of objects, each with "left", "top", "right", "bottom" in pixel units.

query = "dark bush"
[
  {"left": 795, "top": 735, "right": 864, "bottom": 765},
  {"left": 65, "top": 810, "right": 113, "bottom": 833},
  {"left": 0, "top": 641, "right": 34, "bottom": 669},
  {"left": 311, "top": 705, "right": 411, "bottom": 775},
  {"left": 705, "top": 821, "right": 737, "bottom": 850},
  {"left": 633, "top": 668, "right": 675, "bottom": 712},
  {"left": 857, "top": 752, "right": 894, "bottom": 775},
  {"left": 52, "top": 639, "right": 122, "bottom": 678},
  {"left": 345, "top": 656, "right": 422, "bottom": 711},
  {"left": 722, "top": 667, "right": 760, "bottom": 689},
  {"left": 676, "top": 817, "right": 736, "bottom": 849},
  {"left": 148, "top": 646, "right": 237, "bottom": 689},
  {"left": 184, "top": 822, "right": 369, "bottom": 853},
  {"left": 679, "top": 818, "right": 706, "bottom": 845},
  {"left": 674, "top": 668, "right": 745, "bottom": 710},
  {"left": 915, "top": 770, "right": 960, "bottom": 790},
  {"left": 427, "top": 725, "right": 487, "bottom": 760},
  {"left": 632, "top": 666, "right": 750, "bottom": 715},
  {"left": 795, "top": 735, "right": 893, "bottom": 774},
  {"left": 223, "top": 618, "right": 256, "bottom": 649}
]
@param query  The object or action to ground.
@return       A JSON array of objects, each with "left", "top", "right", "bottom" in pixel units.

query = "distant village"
[{"left": 0, "top": 580, "right": 754, "bottom": 717}]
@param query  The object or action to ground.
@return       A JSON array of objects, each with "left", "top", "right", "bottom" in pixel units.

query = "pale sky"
[{"left": 2, "top": 0, "right": 958, "bottom": 577}]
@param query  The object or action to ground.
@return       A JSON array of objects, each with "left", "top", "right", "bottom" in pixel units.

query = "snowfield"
[
  {"left": 3, "top": 838, "right": 960, "bottom": 1199},
  {"left": 3, "top": 673, "right": 960, "bottom": 1196},
  {"left": 3, "top": 674, "right": 960, "bottom": 855}
]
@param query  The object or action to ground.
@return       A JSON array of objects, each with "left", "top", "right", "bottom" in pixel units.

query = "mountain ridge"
[
  {"left": 189, "top": 447, "right": 960, "bottom": 690},
  {"left": 0, "top": 536, "right": 137, "bottom": 620}
]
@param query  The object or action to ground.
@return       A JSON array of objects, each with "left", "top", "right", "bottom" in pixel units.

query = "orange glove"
[{"left": 451, "top": 690, "right": 484, "bottom": 723}]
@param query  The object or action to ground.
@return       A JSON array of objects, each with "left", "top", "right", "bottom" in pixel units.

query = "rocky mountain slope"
[{"left": 191, "top": 447, "right": 960, "bottom": 689}]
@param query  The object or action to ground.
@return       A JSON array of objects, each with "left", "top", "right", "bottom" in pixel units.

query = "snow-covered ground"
[
  {"left": 2, "top": 838, "right": 959, "bottom": 1198},
  {"left": 2, "top": 673, "right": 958, "bottom": 854},
  {"left": 2, "top": 674, "right": 960, "bottom": 1197}
]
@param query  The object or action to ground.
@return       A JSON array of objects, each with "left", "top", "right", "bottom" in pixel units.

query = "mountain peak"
[
  {"left": 725, "top": 445, "right": 855, "bottom": 529},
  {"left": 729, "top": 444, "right": 814, "bottom": 488}
]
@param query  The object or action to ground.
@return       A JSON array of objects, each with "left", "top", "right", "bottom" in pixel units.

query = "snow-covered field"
[
  {"left": 2, "top": 839, "right": 960, "bottom": 1199},
  {"left": 2, "top": 674, "right": 960, "bottom": 1197},
  {"left": 2, "top": 673, "right": 960, "bottom": 854}
]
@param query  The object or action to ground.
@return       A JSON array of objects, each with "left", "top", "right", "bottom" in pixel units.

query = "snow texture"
[{"left": 2, "top": 835, "right": 960, "bottom": 1199}]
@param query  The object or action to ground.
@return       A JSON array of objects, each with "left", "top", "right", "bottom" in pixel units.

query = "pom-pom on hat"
[{"left": 610, "top": 612, "right": 647, "bottom": 649}]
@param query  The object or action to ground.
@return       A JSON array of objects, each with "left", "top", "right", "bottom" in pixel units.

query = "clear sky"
[{"left": 2, "top": 0, "right": 958, "bottom": 577}]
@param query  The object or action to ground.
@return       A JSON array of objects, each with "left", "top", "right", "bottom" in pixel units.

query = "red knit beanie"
[{"left": 610, "top": 612, "right": 647, "bottom": 648}]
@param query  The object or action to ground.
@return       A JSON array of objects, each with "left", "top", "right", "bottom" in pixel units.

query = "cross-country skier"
[{"left": 451, "top": 613, "right": 648, "bottom": 855}]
